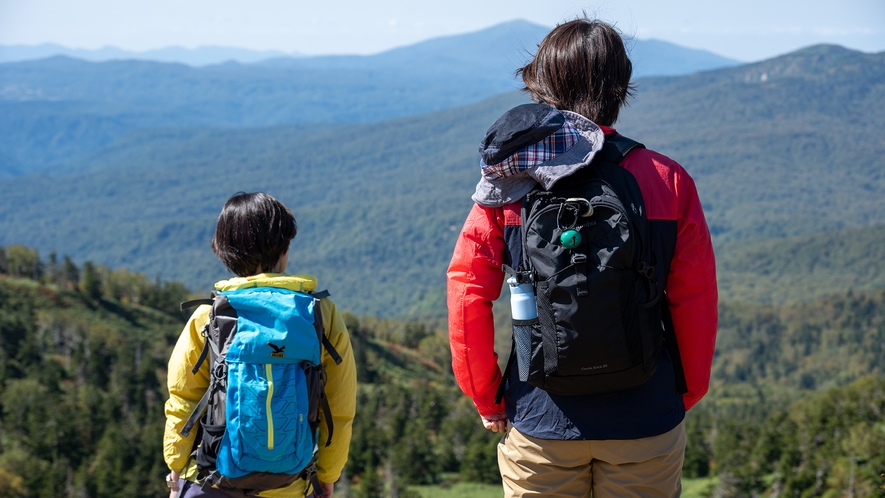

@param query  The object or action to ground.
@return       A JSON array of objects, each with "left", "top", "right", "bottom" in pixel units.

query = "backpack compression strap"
[{"left": 180, "top": 298, "right": 214, "bottom": 311}]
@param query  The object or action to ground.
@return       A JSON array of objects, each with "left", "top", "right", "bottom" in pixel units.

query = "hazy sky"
[{"left": 1, "top": 0, "right": 883, "bottom": 62}]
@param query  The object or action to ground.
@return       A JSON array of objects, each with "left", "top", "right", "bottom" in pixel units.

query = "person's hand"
[
  {"left": 481, "top": 412, "right": 509, "bottom": 433},
  {"left": 168, "top": 470, "right": 181, "bottom": 498},
  {"left": 313, "top": 480, "right": 334, "bottom": 497}
]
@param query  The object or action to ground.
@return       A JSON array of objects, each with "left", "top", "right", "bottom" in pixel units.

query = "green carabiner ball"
[{"left": 560, "top": 229, "right": 581, "bottom": 249}]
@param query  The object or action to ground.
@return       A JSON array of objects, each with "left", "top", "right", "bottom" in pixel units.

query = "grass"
[
  {"left": 410, "top": 476, "right": 718, "bottom": 497},
  {"left": 411, "top": 481, "right": 501, "bottom": 498},
  {"left": 683, "top": 476, "right": 718, "bottom": 497}
]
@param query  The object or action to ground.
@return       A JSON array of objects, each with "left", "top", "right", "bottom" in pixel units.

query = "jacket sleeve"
[
  {"left": 667, "top": 167, "right": 718, "bottom": 411},
  {"left": 446, "top": 203, "right": 507, "bottom": 416},
  {"left": 164, "top": 305, "right": 212, "bottom": 472},
  {"left": 315, "top": 297, "right": 357, "bottom": 484}
]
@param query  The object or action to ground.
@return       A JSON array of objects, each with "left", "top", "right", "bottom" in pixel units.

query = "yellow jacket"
[{"left": 164, "top": 274, "right": 357, "bottom": 496}]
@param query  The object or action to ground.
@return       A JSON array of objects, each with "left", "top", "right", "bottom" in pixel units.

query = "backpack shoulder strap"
[
  {"left": 311, "top": 290, "right": 342, "bottom": 365},
  {"left": 309, "top": 289, "right": 340, "bottom": 448},
  {"left": 596, "top": 134, "right": 645, "bottom": 164},
  {"left": 180, "top": 292, "right": 227, "bottom": 436},
  {"left": 311, "top": 289, "right": 331, "bottom": 300},
  {"left": 596, "top": 138, "right": 688, "bottom": 395},
  {"left": 661, "top": 295, "right": 688, "bottom": 394}
]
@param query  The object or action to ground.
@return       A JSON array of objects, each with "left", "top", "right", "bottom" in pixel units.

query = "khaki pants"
[{"left": 497, "top": 421, "right": 686, "bottom": 498}]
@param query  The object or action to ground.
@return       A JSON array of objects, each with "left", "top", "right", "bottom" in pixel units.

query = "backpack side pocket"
[{"left": 511, "top": 317, "right": 539, "bottom": 382}]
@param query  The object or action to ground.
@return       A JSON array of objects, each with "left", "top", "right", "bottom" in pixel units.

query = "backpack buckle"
[
  {"left": 502, "top": 264, "right": 534, "bottom": 285},
  {"left": 637, "top": 261, "right": 656, "bottom": 281},
  {"left": 212, "top": 362, "right": 227, "bottom": 381}
]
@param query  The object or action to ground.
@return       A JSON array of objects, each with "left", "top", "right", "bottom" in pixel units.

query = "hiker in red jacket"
[{"left": 446, "top": 17, "right": 718, "bottom": 497}]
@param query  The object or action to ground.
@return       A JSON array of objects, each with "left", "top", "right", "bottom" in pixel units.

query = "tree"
[
  {"left": 80, "top": 261, "right": 102, "bottom": 299},
  {"left": 62, "top": 256, "right": 80, "bottom": 290},
  {"left": 683, "top": 414, "right": 712, "bottom": 478},
  {"left": 402, "top": 323, "right": 430, "bottom": 349},
  {"left": 5, "top": 245, "right": 40, "bottom": 280},
  {"left": 460, "top": 431, "right": 501, "bottom": 484},
  {"left": 44, "top": 252, "right": 60, "bottom": 285}
]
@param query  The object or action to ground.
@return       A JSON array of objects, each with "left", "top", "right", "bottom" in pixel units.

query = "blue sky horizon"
[{"left": 1, "top": 0, "right": 883, "bottom": 62}]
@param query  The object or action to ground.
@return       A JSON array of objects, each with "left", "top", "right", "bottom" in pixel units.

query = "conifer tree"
[
  {"left": 45, "top": 251, "right": 59, "bottom": 285},
  {"left": 80, "top": 261, "right": 103, "bottom": 299},
  {"left": 62, "top": 256, "right": 80, "bottom": 290}
]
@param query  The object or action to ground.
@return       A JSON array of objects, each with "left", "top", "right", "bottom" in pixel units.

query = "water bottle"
[
  {"left": 507, "top": 276, "right": 537, "bottom": 320},
  {"left": 508, "top": 276, "right": 536, "bottom": 381}
]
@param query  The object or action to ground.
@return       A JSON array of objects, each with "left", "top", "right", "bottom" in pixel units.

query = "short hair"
[
  {"left": 211, "top": 192, "right": 296, "bottom": 277},
  {"left": 517, "top": 18, "right": 635, "bottom": 126}
]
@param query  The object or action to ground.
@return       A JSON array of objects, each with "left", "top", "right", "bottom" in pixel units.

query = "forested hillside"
[
  {"left": 689, "top": 289, "right": 885, "bottom": 496},
  {"left": 1, "top": 46, "right": 882, "bottom": 317},
  {"left": 716, "top": 224, "right": 885, "bottom": 303},
  {"left": 0, "top": 264, "right": 184, "bottom": 496},
  {"left": 0, "top": 253, "right": 500, "bottom": 497},
  {"left": 2, "top": 249, "right": 883, "bottom": 497},
  {"left": 617, "top": 44, "right": 885, "bottom": 243},
  {"left": 0, "top": 91, "right": 529, "bottom": 316}
]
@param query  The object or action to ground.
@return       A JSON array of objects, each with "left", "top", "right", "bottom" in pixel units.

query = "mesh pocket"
[{"left": 512, "top": 318, "right": 538, "bottom": 382}]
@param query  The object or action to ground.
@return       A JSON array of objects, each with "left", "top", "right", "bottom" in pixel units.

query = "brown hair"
[
  {"left": 211, "top": 192, "right": 296, "bottom": 277},
  {"left": 518, "top": 18, "right": 635, "bottom": 126}
]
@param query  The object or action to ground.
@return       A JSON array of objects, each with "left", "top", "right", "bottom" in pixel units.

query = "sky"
[{"left": 0, "top": 0, "right": 883, "bottom": 62}]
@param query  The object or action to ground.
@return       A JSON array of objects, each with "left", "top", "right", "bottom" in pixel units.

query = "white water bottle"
[{"left": 507, "top": 276, "right": 537, "bottom": 320}]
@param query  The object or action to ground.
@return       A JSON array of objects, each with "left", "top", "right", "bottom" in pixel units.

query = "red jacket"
[{"left": 447, "top": 126, "right": 718, "bottom": 418}]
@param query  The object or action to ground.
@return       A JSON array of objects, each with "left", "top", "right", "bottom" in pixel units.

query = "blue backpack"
[{"left": 180, "top": 285, "right": 342, "bottom": 496}]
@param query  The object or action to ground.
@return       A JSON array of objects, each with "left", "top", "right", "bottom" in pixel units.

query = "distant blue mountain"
[
  {"left": 0, "top": 43, "right": 299, "bottom": 66},
  {"left": 628, "top": 38, "right": 742, "bottom": 76},
  {"left": 1, "top": 19, "right": 739, "bottom": 75},
  {"left": 0, "top": 20, "right": 742, "bottom": 175}
]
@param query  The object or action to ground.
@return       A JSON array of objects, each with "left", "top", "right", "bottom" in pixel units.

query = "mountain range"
[
  {"left": 0, "top": 43, "right": 299, "bottom": 66},
  {"left": 1, "top": 19, "right": 738, "bottom": 71},
  {"left": 0, "top": 20, "right": 740, "bottom": 176},
  {"left": 0, "top": 43, "right": 881, "bottom": 317}
]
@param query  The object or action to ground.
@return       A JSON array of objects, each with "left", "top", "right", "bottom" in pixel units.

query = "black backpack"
[{"left": 500, "top": 135, "right": 681, "bottom": 398}]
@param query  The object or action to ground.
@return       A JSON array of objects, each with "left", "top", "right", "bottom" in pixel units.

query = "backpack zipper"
[{"left": 265, "top": 363, "right": 275, "bottom": 450}]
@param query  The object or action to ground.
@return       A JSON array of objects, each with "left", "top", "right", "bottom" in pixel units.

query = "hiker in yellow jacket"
[{"left": 163, "top": 192, "right": 357, "bottom": 498}]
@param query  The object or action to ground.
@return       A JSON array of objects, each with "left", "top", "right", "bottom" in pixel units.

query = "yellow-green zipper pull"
[{"left": 265, "top": 364, "right": 275, "bottom": 450}]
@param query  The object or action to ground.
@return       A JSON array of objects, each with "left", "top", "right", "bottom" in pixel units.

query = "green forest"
[
  {"left": 1, "top": 246, "right": 883, "bottom": 497},
  {"left": 0, "top": 247, "right": 501, "bottom": 497}
]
